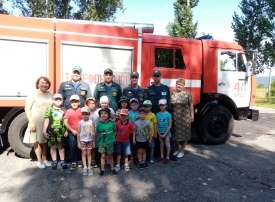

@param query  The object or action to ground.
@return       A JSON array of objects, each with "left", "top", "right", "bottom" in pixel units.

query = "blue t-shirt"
[
  {"left": 156, "top": 111, "right": 172, "bottom": 137},
  {"left": 129, "top": 110, "right": 139, "bottom": 124}
]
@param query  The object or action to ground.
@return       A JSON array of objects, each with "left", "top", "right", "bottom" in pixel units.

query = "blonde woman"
[
  {"left": 170, "top": 78, "right": 194, "bottom": 158},
  {"left": 23, "top": 76, "right": 53, "bottom": 168}
]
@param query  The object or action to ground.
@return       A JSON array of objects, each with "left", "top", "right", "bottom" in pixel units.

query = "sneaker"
[
  {"left": 83, "top": 167, "right": 88, "bottom": 176},
  {"left": 70, "top": 163, "right": 77, "bottom": 171},
  {"left": 37, "top": 162, "right": 46, "bottom": 169},
  {"left": 143, "top": 162, "right": 149, "bottom": 168},
  {"left": 92, "top": 161, "right": 97, "bottom": 168},
  {"left": 99, "top": 170, "right": 105, "bottom": 177},
  {"left": 164, "top": 158, "right": 170, "bottom": 164},
  {"left": 138, "top": 163, "right": 143, "bottom": 170},
  {"left": 149, "top": 156, "right": 154, "bottom": 163},
  {"left": 114, "top": 165, "right": 120, "bottom": 172},
  {"left": 77, "top": 161, "right": 83, "bottom": 168},
  {"left": 173, "top": 151, "right": 179, "bottom": 156},
  {"left": 177, "top": 152, "right": 184, "bottom": 158},
  {"left": 125, "top": 164, "right": 130, "bottom": 171},
  {"left": 42, "top": 160, "right": 51, "bottom": 167},
  {"left": 87, "top": 168, "right": 93, "bottom": 176},
  {"left": 157, "top": 157, "right": 164, "bottom": 162},
  {"left": 111, "top": 169, "right": 118, "bottom": 176}
]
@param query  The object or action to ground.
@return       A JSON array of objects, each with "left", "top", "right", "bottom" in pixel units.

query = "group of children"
[{"left": 43, "top": 93, "right": 172, "bottom": 177}]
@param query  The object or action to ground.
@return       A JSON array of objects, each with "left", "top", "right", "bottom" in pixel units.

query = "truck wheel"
[
  {"left": 8, "top": 112, "right": 33, "bottom": 158},
  {"left": 197, "top": 105, "right": 234, "bottom": 144}
]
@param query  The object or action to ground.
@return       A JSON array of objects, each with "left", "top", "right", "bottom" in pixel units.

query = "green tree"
[
  {"left": 166, "top": 0, "right": 199, "bottom": 38},
  {"left": 74, "top": 0, "right": 125, "bottom": 21},
  {"left": 10, "top": 0, "right": 124, "bottom": 20},
  {"left": 232, "top": 0, "right": 275, "bottom": 74},
  {"left": 0, "top": 0, "right": 8, "bottom": 14}
]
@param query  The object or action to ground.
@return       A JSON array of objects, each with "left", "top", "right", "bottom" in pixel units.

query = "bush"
[{"left": 257, "top": 84, "right": 265, "bottom": 88}]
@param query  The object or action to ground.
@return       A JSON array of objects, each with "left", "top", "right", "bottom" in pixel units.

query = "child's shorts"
[
  {"left": 80, "top": 141, "right": 93, "bottom": 150},
  {"left": 136, "top": 141, "right": 148, "bottom": 150},
  {"left": 159, "top": 135, "right": 171, "bottom": 147},
  {"left": 48, "top": 132, "right": 65, "bottom": 147},
  {"left": 149, "top": 137, "right": 155, "bottom": 148},
  {"left": 98, "top": 142, "right": 114, "bottom": 154},
  {"left": 115, "top": 141, "right": 131, "bottom": 156}
]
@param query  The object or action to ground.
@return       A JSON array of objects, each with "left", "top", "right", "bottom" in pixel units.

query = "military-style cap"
[
  {"left": 104, "top": 68, "right": 113, "bottom": 74},
  {"left": 143, "top": 100, "right": 152, "bottom": 106},
  {"left": 152, "top": 70, "right": 161, "bottom": 76},
  {"left": 72, "top": 66, "right": 82, "bottom": 73},
  {"left": 130, "top": 71, "right": 139, "bottom": 77}
]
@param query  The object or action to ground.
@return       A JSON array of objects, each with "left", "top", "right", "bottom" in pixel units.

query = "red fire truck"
[{"left": 0, "top": 15, "right": 258, "bottom": 158}]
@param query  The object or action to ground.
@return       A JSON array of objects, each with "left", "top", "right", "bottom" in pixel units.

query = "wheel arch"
[{"left": 194, "top": 94, "right": 239, "bottom": 121}]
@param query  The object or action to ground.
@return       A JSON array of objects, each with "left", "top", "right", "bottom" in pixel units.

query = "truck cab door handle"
[{"left": 218, "top": 82, "right": 225, "bottom": 86}]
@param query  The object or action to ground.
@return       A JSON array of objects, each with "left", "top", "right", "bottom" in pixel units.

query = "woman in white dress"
[{"left": 23, "top": 76, "right": 53, "bottom": 168}]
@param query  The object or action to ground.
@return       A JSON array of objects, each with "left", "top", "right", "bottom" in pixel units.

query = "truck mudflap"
[{"left": 247, "top": 109, "right": 259, "bottom": 121}]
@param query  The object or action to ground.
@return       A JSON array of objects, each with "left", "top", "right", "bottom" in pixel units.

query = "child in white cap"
[{"left": 95, "top": 96, "right": 116, "bottom": 122}]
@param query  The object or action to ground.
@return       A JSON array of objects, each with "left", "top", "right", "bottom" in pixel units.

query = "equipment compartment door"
[{"left": 217, "top": 50, "right": 251, "bottom": 108}]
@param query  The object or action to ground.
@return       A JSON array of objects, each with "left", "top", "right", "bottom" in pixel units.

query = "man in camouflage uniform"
[{"left": 123, "top": 71, "right": 148, "bottom": 109}]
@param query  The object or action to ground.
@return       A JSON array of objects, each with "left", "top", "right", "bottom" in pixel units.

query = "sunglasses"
[
  {"left": 153, "top": 75, "right": 160, "bottom": 78},
  {"left": 131, "top": 76, "right": 138, "bottom": 79}
]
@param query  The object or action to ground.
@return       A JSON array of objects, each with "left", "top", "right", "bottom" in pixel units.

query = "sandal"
[
  {"left": 60, "top": 160, "right": 68, "bottom": 169},
  {"left": 52, "top": 160, "right": 58, "bottom": 170}
]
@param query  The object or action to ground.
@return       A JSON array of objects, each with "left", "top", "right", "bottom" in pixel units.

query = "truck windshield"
[{"left": 220, "top": 51, "right": 246, "bottom": 72}]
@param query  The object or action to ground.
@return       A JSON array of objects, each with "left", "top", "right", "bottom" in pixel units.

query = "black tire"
[
  {"left": 197, "top": 105, "right": 234, "bottom": 144},
  {"left": 8, "top": 112, "right": 33, "bottom": 158}
]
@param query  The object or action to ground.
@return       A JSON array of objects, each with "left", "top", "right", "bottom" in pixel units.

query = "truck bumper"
[{"left": 247, "top": 109, "right": 259, "bottom": 121}]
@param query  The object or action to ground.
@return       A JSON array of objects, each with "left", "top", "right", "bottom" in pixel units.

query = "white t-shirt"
[{"left": 79, "top": 119, "right": 94, "bottom": 142}]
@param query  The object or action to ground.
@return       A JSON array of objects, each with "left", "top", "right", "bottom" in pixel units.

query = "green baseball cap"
[
  {"left": 72, "top": 66, "right": 82, "bottom": 73},
  {"left": 104, "top": 68, "right": 113, "bottom": 74}
]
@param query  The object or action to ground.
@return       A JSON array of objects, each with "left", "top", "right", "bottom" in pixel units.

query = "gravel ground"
[{"left": 0, "top": 107, "right": 274, "bottom": 202}]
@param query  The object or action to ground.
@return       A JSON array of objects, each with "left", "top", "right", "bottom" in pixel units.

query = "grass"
[{"left": 255, "top": 88, "right": 275, "bottom": 109}]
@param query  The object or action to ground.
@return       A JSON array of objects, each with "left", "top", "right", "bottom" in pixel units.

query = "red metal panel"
[
  {"left": 55, "top": 20, "right": 139, "bottom": 92},
  {"left": 0, "top": 15, "right": 55, "bottom": 107}
]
